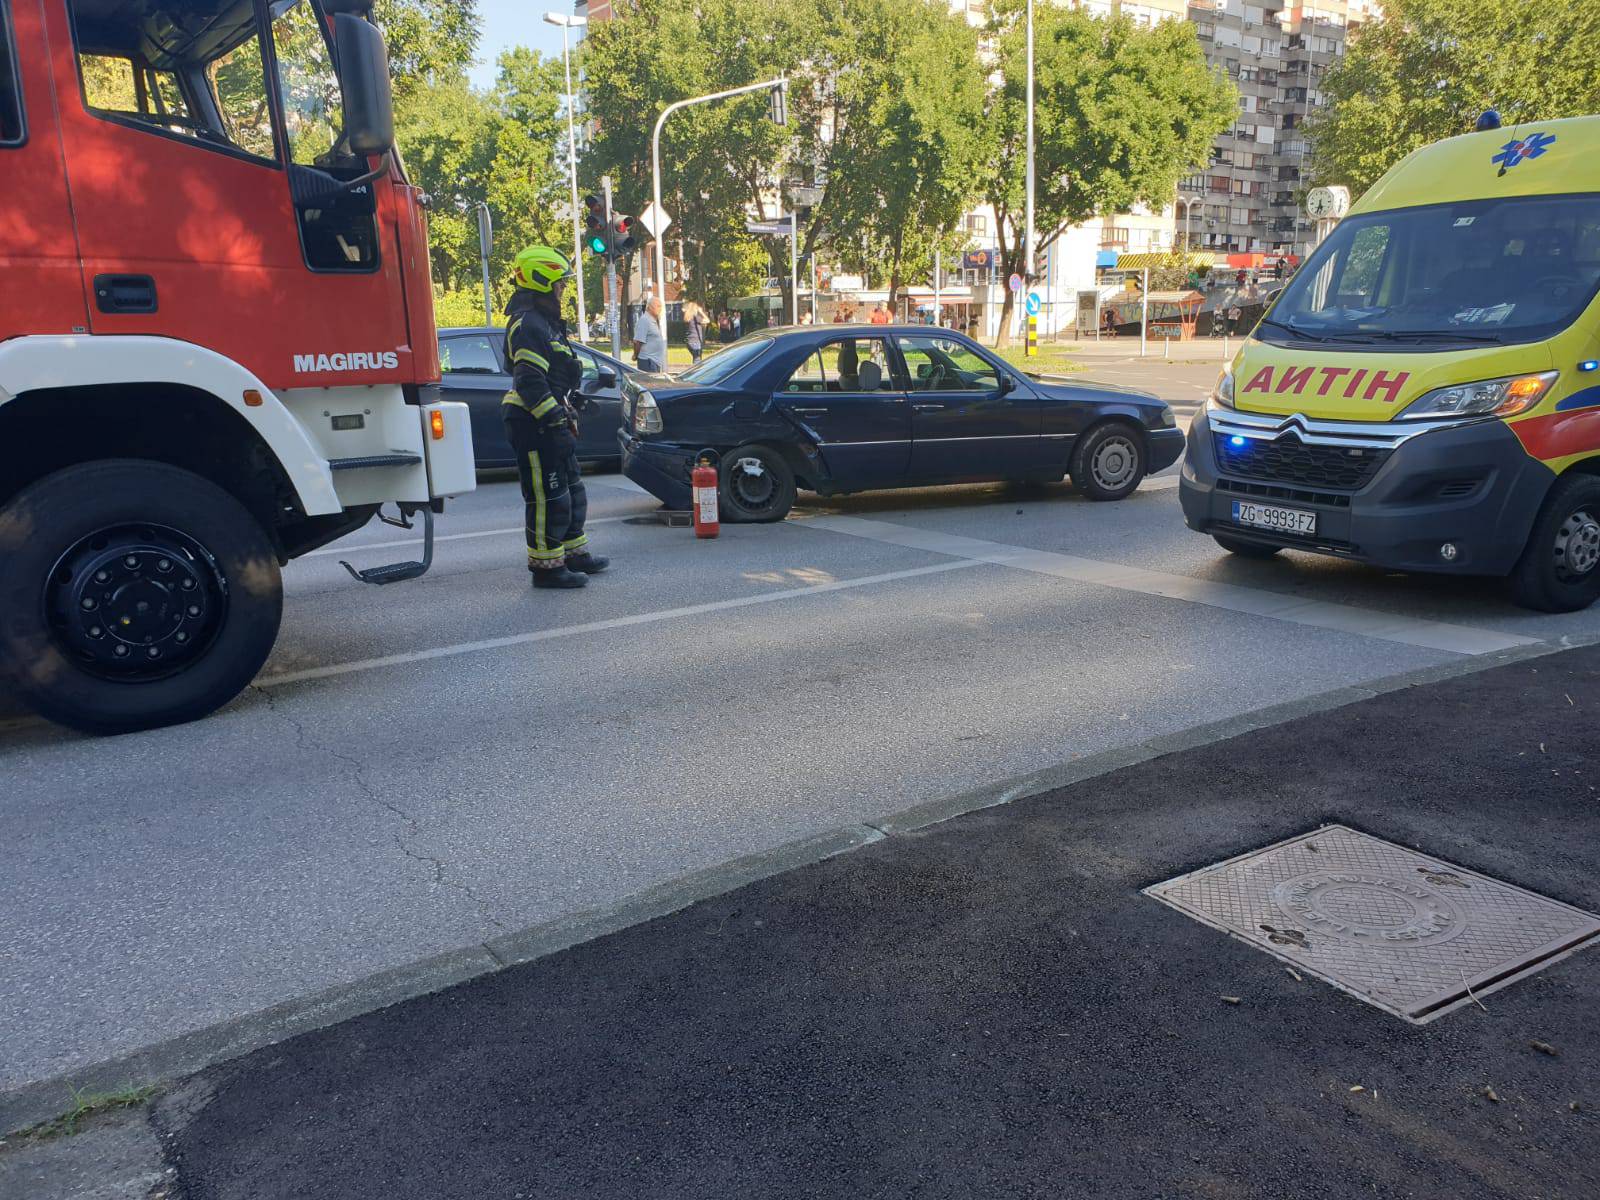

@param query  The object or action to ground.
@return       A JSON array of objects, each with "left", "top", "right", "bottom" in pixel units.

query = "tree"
[
  {"left": 790, "top": 0, "right": 988, "bottom": 303},
  {"left": 374, "top": 0, "right": 482, "bottom": 104},
  {"left": 393, "top": 49, "right": 570, "bottom": 326},
  {"left": 1307, "top": 0, "right": 1600, "bottom": 197},
  {"left": 578, "top": 0, "right": 802, "bottom": 310},
  {"left": 980, "top": 3, "right": 1236, "bottom": 344}
]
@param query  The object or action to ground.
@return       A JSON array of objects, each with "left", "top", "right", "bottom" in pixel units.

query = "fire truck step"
[
  {"left": 328, "top": 453, "right": 423, "bottom": 471},
  {"left": 339, "top": 508, "right": 434, "bottom": 586}
]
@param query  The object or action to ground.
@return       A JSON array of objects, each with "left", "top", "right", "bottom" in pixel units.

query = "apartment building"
[{"left": 1181, "top": 0, "right": 1378, "bottom": 259}]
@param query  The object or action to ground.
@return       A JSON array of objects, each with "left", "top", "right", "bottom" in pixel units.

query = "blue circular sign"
[{"left": 1025, "top": 292, "right": 1041, "bottom": 315}]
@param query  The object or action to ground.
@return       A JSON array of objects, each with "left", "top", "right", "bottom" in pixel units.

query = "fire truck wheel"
[
  {"left": 1508, "top": 474, "right": 1600, "bottom": 613},
  {"left": 0, "top": 460, "right": 283, "bottom": 735},
  {"left": 719, "top": 445, "right": 796, "bottom": 523}
]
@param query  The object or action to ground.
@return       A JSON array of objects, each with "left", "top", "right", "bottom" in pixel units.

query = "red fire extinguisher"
[{"left": 692, "top": 455, "right": 720, "bottom": 539}]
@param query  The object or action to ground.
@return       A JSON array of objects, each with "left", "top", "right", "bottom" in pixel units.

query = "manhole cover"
[
  {"left": 624, "top": 511, "right": 693, "bottom": 527},
  {"left": 1144, "top": 826, "right": 1600, "bottom": 1023}
]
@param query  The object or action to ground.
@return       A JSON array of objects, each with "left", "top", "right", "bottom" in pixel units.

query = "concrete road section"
[
  {"left": 5, "top": 444, "right": 1600, "bottom": 1129},
  {"left": 156, "top": 647, "right": 1600, "bottom": 1200}
]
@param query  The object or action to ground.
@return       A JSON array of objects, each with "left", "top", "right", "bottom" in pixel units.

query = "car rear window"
[
  {"left": 678, "top": 336, "right": 773, "bottom": 385},
  {"left": 439, "top": 334, "right": 502, "bottom": 374}
]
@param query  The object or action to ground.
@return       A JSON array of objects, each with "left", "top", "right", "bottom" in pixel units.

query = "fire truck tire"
[
  {"left": 1507, "top": 473, "right": 1600, "bottom": 613},
  {"left": 0, "top": 460, "right": 283, "bottom": 735}
]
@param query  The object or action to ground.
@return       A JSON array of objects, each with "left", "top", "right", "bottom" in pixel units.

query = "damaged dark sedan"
[{"left": 618, "top": 325, "right": 1184, "bottom": 521}]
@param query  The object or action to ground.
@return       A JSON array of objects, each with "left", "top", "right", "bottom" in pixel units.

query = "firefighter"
[{"left": 502, "top": 246, "right": 609, "bottom": 589}]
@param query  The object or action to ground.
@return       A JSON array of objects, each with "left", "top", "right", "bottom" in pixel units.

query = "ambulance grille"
[{"left": 1214, "top": 432, "right": 1388, "bottom": 491}]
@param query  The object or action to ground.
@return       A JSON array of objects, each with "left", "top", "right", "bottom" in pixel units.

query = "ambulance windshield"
[{"left": 1263, "top": 194, "right": 1600, "bottom": 349}]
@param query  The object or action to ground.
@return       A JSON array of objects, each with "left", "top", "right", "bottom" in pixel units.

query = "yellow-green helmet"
[{"left": 512, "top": 245, "right": 573, "bottom": 293}]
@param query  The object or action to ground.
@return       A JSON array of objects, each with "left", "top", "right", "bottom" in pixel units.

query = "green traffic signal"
[{"left": 587, "top": 234, "right": 608, "bottom": 256}]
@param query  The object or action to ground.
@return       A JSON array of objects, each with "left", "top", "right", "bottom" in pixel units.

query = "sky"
[{"left": 470, "top": 0, "right": 580, "bottom": 89}]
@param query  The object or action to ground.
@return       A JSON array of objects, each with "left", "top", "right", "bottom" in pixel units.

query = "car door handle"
[
  {"left": 791, "top": 407, "right": 829, "bottom": 417},
  {"left": 913, "top": 403, "right": 946, "bottom": 412}
]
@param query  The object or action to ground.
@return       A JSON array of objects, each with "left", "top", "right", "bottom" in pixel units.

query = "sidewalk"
[
  {"left": 55, "top": 648, "right": 1600, "bottom": 1198},
  {"left": 1051, "top": 333, "right": 1239, "bottom": 365}
]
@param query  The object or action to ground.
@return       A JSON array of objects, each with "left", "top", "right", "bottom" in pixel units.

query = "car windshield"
[
  {"left": 677, "top": 335, "right": 773, "bottom": 385},
  {"left": 1263, "top": 193, "right": 1600, "bottom": 348}
]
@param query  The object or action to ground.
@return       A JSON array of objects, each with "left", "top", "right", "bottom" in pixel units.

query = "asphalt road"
[
  {"left": 5, "top": 358, "right": 1600, "bottom": 1119},
  {"left": 157, "top": 646, "right": 1600, "bottom": 1200}
]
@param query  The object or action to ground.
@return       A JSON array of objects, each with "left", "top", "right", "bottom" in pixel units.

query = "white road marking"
[
  {"left": 802, "top": 515, "right": 1538, "bottom": 656},
  {"left": 259, "top": 559, "right": 985, "bottom": 687},
  {"left": 303, "top": 515, "right": 631, "bottom": 559}
]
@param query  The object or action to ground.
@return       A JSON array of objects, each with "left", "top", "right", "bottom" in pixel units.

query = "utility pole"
[
  {"left": 544, "top": 12, "right": 589, "bottom": 342},
  {"left": 790, "top": 208, "right": 799, "bottom": 326},
  {"left": 475, "top": 202, "right": 493, "bottom": 327},
  {"left": 1024, "top": 0, "right": 1036, "bottom": 285},
  {"left": 602, "top": 175, "right": 621, "bottom": 359}
]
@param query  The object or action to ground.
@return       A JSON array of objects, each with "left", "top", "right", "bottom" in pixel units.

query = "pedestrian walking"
[
  {"left": 501, "top": 246, "right": 608, "bottom": 590},
  {"left": 633, "top": 295, "right": 667, "bottom": 374},
  {"left": 731, "top": 310, "right": 743, "bottom": 338},
  {"left": 868, "top": 302, "right": 891, "bottom": 326},
  {"left": 718, "top": 311, "right": 732, "bottom": 342},
  {"left": 684, "top": 300, "right": 707, "bottom": 364}
]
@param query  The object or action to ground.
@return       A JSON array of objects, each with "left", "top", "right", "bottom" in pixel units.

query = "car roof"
[{"left": 438, "top": 326, "right": 627, "bottom": 366}]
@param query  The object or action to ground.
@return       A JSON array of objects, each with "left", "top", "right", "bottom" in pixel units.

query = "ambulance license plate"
[{"left": 1232, "top": 501, "right": 1316, "bottom": 536}]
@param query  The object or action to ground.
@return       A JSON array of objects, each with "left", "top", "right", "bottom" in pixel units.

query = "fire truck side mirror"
[{"left": 333, "top": 13, "right": 394, "bottom": 156}]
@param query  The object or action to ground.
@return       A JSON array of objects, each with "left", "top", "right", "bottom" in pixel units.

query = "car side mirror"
[
  {"left": 996, "top": 374, "right": 1017, "bottom": 396},
  {"left": 595, "top": 370, "right": 618, "bottom": 390},
  {"left": 334, "top": 13, "right": 395, "bottom": 155}
]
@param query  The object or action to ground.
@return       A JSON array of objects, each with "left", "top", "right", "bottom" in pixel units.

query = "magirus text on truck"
[{"left": 0, "top": 0, "right": 474, "bottom": 733}]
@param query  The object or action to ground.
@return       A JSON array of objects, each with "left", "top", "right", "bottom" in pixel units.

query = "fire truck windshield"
[{"left": 68, "top": 0, "right": 348, "bottom": 166}]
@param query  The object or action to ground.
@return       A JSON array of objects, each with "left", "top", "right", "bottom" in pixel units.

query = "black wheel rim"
[
  {"left": 729, "top": 456, "right": 777, "bottom": 510},
  {"left": 1554, "top": 508, "right": 1600, "bottom": 582},
  {"left": 43, "top": 523, "right": 229, "bottom": 681}
]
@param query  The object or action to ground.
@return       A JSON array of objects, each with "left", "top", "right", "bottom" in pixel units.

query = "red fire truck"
[{"left": 0, "top": 0, "right": 473, "bottom": 733}]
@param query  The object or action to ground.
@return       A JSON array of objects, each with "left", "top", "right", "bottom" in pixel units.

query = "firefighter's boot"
[
  {"left": 531, "top": 564, "right": 588, "bottom": 589},
  {"left": 564, "top": 551, "right": 610, "bottom": 574}
]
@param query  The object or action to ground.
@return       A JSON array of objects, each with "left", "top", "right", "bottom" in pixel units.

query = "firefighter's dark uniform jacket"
[{"left": 502, "top": 291, "right": 588, "bottom": 566}]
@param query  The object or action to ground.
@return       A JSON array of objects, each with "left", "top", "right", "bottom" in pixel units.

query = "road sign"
[
  {"left": 746, "top": 219, "right": 796, "bottom": 237},
  {"left": 1008, "top": 273, "right": 1023, "bottom": 293},
  {"left": 638, "top": 200, "right": 672, "bottom": 239},
  {"left": 962, "top": 249, "right": 997, "bottom": 271},
  {"left": 1025, "top": 292, "right": 1041, "bottom": 316}
]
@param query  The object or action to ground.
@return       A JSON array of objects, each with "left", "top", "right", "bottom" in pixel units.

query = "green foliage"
[
  {"left": 375, "top": 0, "right": 482, "bottom": 104},
  {"left": 791, "top": 0, "right": 988, "bottom": 296},
  {"left": 395, "top": 49, "right": 569, "bottom": 315},
  {"left": 1308, "top": 0, "right": 1600, "bottom": 196},
  {"left": 980, "top": 2, "right": 1235, "bottom": 341}
]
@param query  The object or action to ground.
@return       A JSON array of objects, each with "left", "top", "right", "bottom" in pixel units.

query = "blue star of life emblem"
[{"left": 1492, "top": 132, "right": 1556, "bottom": 170}]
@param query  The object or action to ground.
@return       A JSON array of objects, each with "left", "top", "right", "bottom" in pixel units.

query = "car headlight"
[
  {"left": 632, "top": 389, "right": 663, "bottom": 433},
  {"left": 1210, "top": 366, "right": 1236, "bottom": 410},
  {"left": 1156, "top": 406, "right": 1177, "bottom": 428},
  {"left": 1397, "top": 371, "right": 1558, "bottom": 421}
]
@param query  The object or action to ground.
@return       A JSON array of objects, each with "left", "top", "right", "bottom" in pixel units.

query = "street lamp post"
[
  {"left": 1176, "top": 195, "right": 1203, "bottom": 254},
  {"left": 544, "top": 12, "right": 589, "bottom": 342},
  {"left": 651, "top": 77, "right": 788, "bottom": 318},
  {"left": 1024, "top": 0, "right": 1035, "bottom": 286}
]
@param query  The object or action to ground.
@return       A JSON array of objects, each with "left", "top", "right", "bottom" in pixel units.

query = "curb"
[{"left": 1, "top": 633, "right": 1588, "bottom": 1135}]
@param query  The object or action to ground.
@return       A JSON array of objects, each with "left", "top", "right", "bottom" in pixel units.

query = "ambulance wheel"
[
  {"left": 1071, "top": 422, "right": 1146, "bottom": 501},
  {"left": 0, "top": 460, "right": 283, "bottom": 735},
  {"left": 1508, "top": 474, "right": 1600, "bottom": 613},
  {"left": 1213, "top": 534, "right": 1282, "bottom": 559},
  {"left": 720, "top": 445, "right": 795, "bottom": 523}
]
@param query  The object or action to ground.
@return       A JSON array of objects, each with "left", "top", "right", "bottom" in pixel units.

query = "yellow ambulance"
[{"left": 1181, "top": 112, "right": 1600, "bottom": 611}]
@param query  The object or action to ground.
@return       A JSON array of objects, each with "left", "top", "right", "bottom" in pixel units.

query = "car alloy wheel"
[{"left": 1091, "top": 434, "right": 1139, "bottom": 492}]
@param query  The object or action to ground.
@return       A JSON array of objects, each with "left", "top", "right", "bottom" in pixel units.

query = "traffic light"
[
  {"left": 608, "top": 213, "right": 636, "bottom": 258},
  {"left": 583, "top": 194, "right": 608, "bottom": 257}
]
